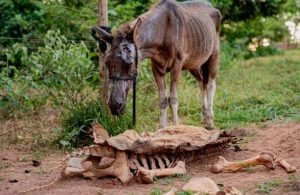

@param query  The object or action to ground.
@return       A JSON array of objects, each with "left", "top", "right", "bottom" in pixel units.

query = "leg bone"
[
  {"left": 211, "top": 152, "right": 276, "bottom": 173},
  {"left": 83, "top": 151, "right": 133, "bottom": 185},
  {"left": 136, "top": 161, "right": 186, "bottom": 184},
  {"left": 276, "top": 159, "right": 296, "bottom": 173}
]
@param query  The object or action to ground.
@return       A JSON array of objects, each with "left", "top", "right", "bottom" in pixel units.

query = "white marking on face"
[{"left": 119, "top": 41, "right": 136, "bottom": 65}]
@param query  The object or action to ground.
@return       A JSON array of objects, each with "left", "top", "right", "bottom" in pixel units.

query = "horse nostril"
[{"left": 118, "top": 103, "right": 123, "bottom": 111}]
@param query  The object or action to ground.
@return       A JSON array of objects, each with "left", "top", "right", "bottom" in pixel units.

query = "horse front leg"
[
  {"left": 152, "top": 65, "right": 168, "bottom": 128},
  {"left": 169, "top": 66, "right": 181, "bottom": 125}
]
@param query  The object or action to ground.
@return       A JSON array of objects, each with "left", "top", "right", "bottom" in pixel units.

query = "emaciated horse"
[{"left": 93, "top": 0, "right": 221, "bottom": 129}]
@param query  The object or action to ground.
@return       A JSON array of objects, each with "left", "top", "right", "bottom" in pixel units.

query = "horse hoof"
[{"left": 205, "top": 126, "right": 215, "bottom": 131}]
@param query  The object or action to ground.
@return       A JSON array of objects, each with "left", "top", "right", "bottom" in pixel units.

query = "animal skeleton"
[{"left": 62, "top": 123, "right": 232, "bottom": 184}]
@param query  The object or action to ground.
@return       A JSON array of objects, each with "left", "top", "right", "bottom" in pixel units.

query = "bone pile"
[{"left": 62, "top": 123, "right": 232, "bottom": 184}]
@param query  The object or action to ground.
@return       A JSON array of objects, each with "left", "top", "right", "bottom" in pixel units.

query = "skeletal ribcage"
[{"left": 128, "top": 154, "right": 177, "bottom": 171}]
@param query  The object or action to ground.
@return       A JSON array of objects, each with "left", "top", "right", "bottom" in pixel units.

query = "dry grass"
[{"left": 0, "top": 107, "right": 59, "bottom": 151}]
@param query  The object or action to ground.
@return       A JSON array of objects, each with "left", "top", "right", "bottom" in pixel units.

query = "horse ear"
[
  {"left": 92, "top": 26, "right": 113, "bottom": 44},
  {"left": 127, "top": 18, "right": 142, "bottom": 42}
]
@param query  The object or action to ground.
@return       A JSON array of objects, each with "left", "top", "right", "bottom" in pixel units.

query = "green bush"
[
  {"left": 0, "top": 66, "right": 46, "bottom": 119},
  {"left": 220, "top": 39, "right": 248, "bottom": 70},
  {"left": 28, "top": 30, "right": 98, "bottom": 106},
  {"left": 245, "top": 45, "right": 284, "bottom": 59},
  {"left": 0, "top": 30, "right": 99, "bottom": 119},
  {"left": 55, "top": 100, "right": 132, "bottom": 148}
]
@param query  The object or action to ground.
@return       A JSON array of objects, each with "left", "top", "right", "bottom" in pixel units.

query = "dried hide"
[
  {"left": 62, "top": 124, "right": 232, "bottom": 184},
  {"left": 105, "top": 125, "right": 229, "bottom": 154}
]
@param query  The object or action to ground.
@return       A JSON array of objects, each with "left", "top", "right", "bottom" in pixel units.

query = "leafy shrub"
[
  {"left": 0, "top": 43, "right": 29, "bottom": 71},
  {"left": 55, "top": 100, "right": 132, "bottom": 148},
  {"left": 245, "top": 45, "right": 284, "bottom": 59},
  {"left": 28, "top": 30, "right": 98, "bottom": 106},
  {"left": 220, "top": 39, "right": 248, "bottom": 70},
  {"left": 0, "top": 30, "right": 99, "bottom": 118},
  {"left": 0, "top": 66, "right": 46, "bottom": 119}
]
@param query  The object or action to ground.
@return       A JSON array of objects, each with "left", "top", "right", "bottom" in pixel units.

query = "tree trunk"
[{"left": 98, "top": 0, "right": 109, "bottom": 103}]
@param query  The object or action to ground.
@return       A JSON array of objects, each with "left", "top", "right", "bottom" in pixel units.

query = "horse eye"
[{"left": 123, "top": 46, "right": 129, "bottom": 52}]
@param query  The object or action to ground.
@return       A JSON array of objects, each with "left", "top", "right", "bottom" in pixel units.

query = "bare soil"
[{"left": 0, "top": 122, "right": 299, "bottom": 195}]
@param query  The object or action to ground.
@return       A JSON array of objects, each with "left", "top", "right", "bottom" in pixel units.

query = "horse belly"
[{"left": 181, "top": 15, "right": 216, "bottom": 70}]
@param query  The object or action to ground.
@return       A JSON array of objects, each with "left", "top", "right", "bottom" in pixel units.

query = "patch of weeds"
[
  {"left": 33, "top": 150, "right": 46, "bottom": 161},
  {"left": 151, "top": 188, "right": 164, "bottom": 195},
  {"left": 240, "top": 189, "right": 250, "bottom": 194},
  {"left": 176, "top": 190, "right": 194, "bottom": 195},
  {"left": 17, "top": 157, "right": 28, "bottom": 162},
  {"left": 179, "top": 174, "right": 192, "bottom": 181},
  {"left": 155, "top": 174, "right": 192, "bottom": 185},
  {"left": 256, "top": 179, "right": 282, "bottom": 194},
  {"left": 286, "top": 174, "right": 300, "bottom": 192},
  {"left": 0, "top": 163, "right": 11, "bottom": 169},
  {"left": 0, "top": 176, "right": 5, "bottom": 181},
  {"left": 36, "top": 168, "right": 46, "bottom": 176},
  {"left": 245, "top": 166, "right": 256, "bottom": 173},
  {"left": 240, "top": 132, "right": 257, "bottom": 143},
  {"left": 55, "top": 100, "right": 132, "bottom": 149},
  {"left": 154, "top": 176, "right": 174, "bottom": 185},
  {"left": 288, "top": 174, "right": 299, "bottom": 181}
]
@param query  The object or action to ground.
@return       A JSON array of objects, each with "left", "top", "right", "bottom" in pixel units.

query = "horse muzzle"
[{"left": 109, "top": 97, "right": 126, "bottom": 116}]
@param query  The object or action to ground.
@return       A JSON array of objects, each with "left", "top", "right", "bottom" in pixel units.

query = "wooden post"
[{"left": 98, "top": 0, "right": 109, "bottom": 103}]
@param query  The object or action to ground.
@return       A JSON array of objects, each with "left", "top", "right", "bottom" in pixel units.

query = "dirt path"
[{"left": 0, "top": 122, "right": 299, "bottom": 195}]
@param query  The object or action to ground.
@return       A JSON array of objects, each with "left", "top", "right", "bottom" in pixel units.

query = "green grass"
[
  {"left": 154, "top": 174, "right": 192, "bottom": 185},
  {"left": 151, "top": 188, "right": 164, "bottom": 195},
  {"left": 0, "top": 176, "right": 5, "bottom": 181},
  {"left": 0, "top": 163, "right": 11, "bottom": 169},
  {"left": 132, "top": 49, "right": 300, "bottom": 130},
  {"left": 55, "top": 100, "right": 132, "bottom": 148},
  {"left": 256, "top": 179, "right": 282, "bottom": 194}
]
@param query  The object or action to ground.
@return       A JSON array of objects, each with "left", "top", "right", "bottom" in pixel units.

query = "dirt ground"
[{"left": 0, "top": 122, "right": 299, "bottom": 195}]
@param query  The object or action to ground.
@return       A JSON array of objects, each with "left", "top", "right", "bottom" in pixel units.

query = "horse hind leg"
[
  {"left": 190, "top": 56, "right": 218, "bottom": 130},
  {"left": 169, "top": 66, "right": 181, "bottom": 126},
  {"left": 201, "top": 54, "right": 218, "bottom": 130}
]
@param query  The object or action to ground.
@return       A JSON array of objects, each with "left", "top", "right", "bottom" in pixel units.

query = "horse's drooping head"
[{"left": 93, "top": 25, "right": 137, "bottom": 115}]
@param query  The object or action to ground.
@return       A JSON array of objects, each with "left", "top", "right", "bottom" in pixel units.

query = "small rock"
[
  {"left": 233, "top": 145, "right": 242, "bottom": 152},
  {"left": 9, "top": 179, "right": 18, "bottom": 183},
  {"left": 24, "top": 170, "right": 31, "bottom": 173},
  {"left": 32, "top": 160, "right": 41, "bottom": 167}
]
